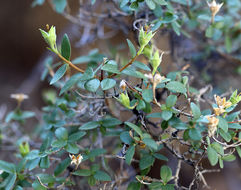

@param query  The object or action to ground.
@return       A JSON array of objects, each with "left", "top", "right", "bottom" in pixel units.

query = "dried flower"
[
  {"left": 206, "top": 116, "right": 219, "bottom": 137},
  {"left": 69, "top": 154, "right": 83, "bottom": 169},
  {"left": 153, "top": 73, "right": 165, "bottom": 85},
  {"left": 144, "top": 73, "right": 153, "bottom": 82},
  {"left": 120, "top": 80, "right": 126, "bottom": 91},
  {"left": 213, "top": 95, "right": 232, "bottom": 115},
  {"left": 207, "top": 0, "right": 223, "bottom": 23},
  {"left": 214, "top": 95, "right": 231, "bottom": 108},
  {"left": 213, "top": 107, "right": 225, "bottom": 116},
  {"left": 11, "top": 93, "right": 29, "bottom": 107},
  {"left": 11, "top": 93, "right": 29, "bottom": 102}
]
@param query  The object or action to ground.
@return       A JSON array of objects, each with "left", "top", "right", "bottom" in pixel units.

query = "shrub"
[{"left": 1, "top": 0, "right": 241, "bottom": 189}]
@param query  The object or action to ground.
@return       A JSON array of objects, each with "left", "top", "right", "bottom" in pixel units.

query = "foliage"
[{"left": 1, "top": 0, "right": 241, "bottom": 189}]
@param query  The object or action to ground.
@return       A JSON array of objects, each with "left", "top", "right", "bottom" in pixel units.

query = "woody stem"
[{"left": 57, "top": 53, "right": 85, "bottom": 73}]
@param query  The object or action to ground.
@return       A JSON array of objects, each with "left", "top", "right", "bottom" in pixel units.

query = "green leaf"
[
  {"left": 125, "top": 122, "right": 143, "bottom": 139},
  {"left": 205, "top": 25, "right": 214, "bottom": 38},
  {"left": 218, "top": 116, "right": 228, "bottom": 133},
  {"left": 148, "top": 182, "right": 163, "bottom": 190},
  {"left": 161, "top": 110, "right": 173, "bottom": 121},
  {"left": 88, "top": 148, "right": 106, "bottom": 158},
  {"left": 166, "top": 81, "right": 186, "bottom": 94},
  {"left": 51, "top": 139, "right": 67, "bottom": 148},
  {"left": 127, "top": 181, "right": 141, "bottom": 190},
  {"left": 222, "top": 154, "right": 236, "bottom": 162},
  {"left": 120, "top": 0, "right": 129, "bottom": 8},
  {"left": 32, "top": 0, "right": 45, "bottom": 7},
  {"left": 0, "top": 160, "right": 16, "bottom": 174},
  {"left": 101, "top": 78, "right": 116, "bottom": 90},
  {"left": 80, "top": 67, "right": 94, "bottom": 81},
  {"left": 171, "top": 21, "right": 180, "bottom": 36},
  {"left": 101, "top": 117, "right": 122, "bottom": 127},
  {"left": 60, "top": 73, "right": 82, "bottom": 95},
  {"left": 88, "top": 176, "right": 96, "bottom": 186},
  {"left": 53, "top": 0, "right": 67, "bottom": 13},
  {"left": 142, "top": 89, "right": 153, "bottom": 103},
  {"left": 153, "top": 0, "right": 167, "bottom": 5},
  {"left": 207, "top": 146, "right": 218, "bottom": 166},
  {"left": 225, "top": 34, "right": 232, "bottom": 53},
  {"left": 145, "top": 0, "right": 156, "bottom": 10},
  {"left": 161, "top": 120, "right": 169, "bottom": 130},
  {"left": 26, "top": 158, "right": 40, "bottom": 171},
  {"left": 37, "top": 174, "right": 55, "bottom": 184},
  {"left": 68, "top": 131, "right": 86, "bottom": 143},
  {"left": 94, "top": 171, "right": 111, "bottom": 181},
  {"left": 79, "top": 121, "right": 100, "bottom": 130},
  {"left": 72, "top": 169, "right": 92, "bottom": 176},
  {"left": 160, "top": 165, "right": 172, "bottom": 184},
  {"left": 101, "top": 64, "right": 120, "bottom": 74},
  {"left": 236, "top": 146, "right": 241, "bottom": 158},
  {"left": 61, "top": 34, "right": 71, "bottom": 60},
  {"left": 189, "top": 128, "right": 202, "bottom": 141},
  {"left": 219, "top": 129, "right": 231, "bottom": 142},
  {"left": 219, "top": 157, "right": 224, "bottom": 169},
  {"left": 120, "top": 131, "right": 133, "bottom": 144},
  {"left": 133, "top": 61, "right": 151, "bottom": 71},
  {"left": 65, "top": 143, "right": 79, "bottom": 154},
  {"left": 127, "top": 39, "right": 136, "bottom": 58},
  {"left": 125, "top": 145, "right": 135, "bottom": 165},
  {"left": 190, "top": 102, "right": 201, "bottom": 120},
  {"left": 39, "top": 156, "right": 50, "bottom": 169},
  {"left": 212, "top": 142, "right": 224, "bottom": 156},
  {"left": 146, "top": 112, "right": 162, "bottom": 118},
  {"left": 54, "top": 158, "right": 71, "bottom": 176},
  {"left": 139, "top": 154, "right": 155, "bottom": 170},
  {"left": 122, "top": 67, "right": 146, "bottom": 79},
  {"left": 143, "top": 138, "right": 158, "bottom": 150},
  {"left": 228, "top": 123, "right": 241, "bottom": 129},
  {"left": 166, "top": 95, "right": 177, "bottom": 108},
  {"left": 137, "top": 99, "right": 146, "bottom": 110},
  {"left": 50, "top": 64, "right": 68, "bottom": 85},
  {"left": 153, "top": 153, "right": 168, "bottom": 161},
  {"left": 5, "top": 173, "right": 17, "bottom": 190},
  {"left": 161, "top": 184, "right": 175, "bottom": 190},
  {"left": 55, "top": 127, "right": 68, "bottom": 140},
  {"left": 84, "top": 78, "right": 100, "bottom": 92}
]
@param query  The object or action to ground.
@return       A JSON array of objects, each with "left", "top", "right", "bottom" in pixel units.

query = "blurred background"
[
  {"left": 0, "top": 0, "right": 241, "bottom": 189},
  {"left": 0, "top": 0, "right": 69, "bottom": 109}
]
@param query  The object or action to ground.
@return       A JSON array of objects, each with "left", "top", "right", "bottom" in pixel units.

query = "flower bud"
[
  {"left": 143, "top": 45, "right": 153, "bottom": 59},
  {"left": 151, "top": 51, "right": 164, "bottom": 75},
  {"left": 19, "top": 141, "right": 30, "bottom": 157},
  {"left": 115, "top": 93, "right": 136, "bottom": 109},
  {"left": 39, "top": 26, "right": 57, "bottom": 52},
  {"left": 138, "top": 27, "right": 156, "bottom": 50}
]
